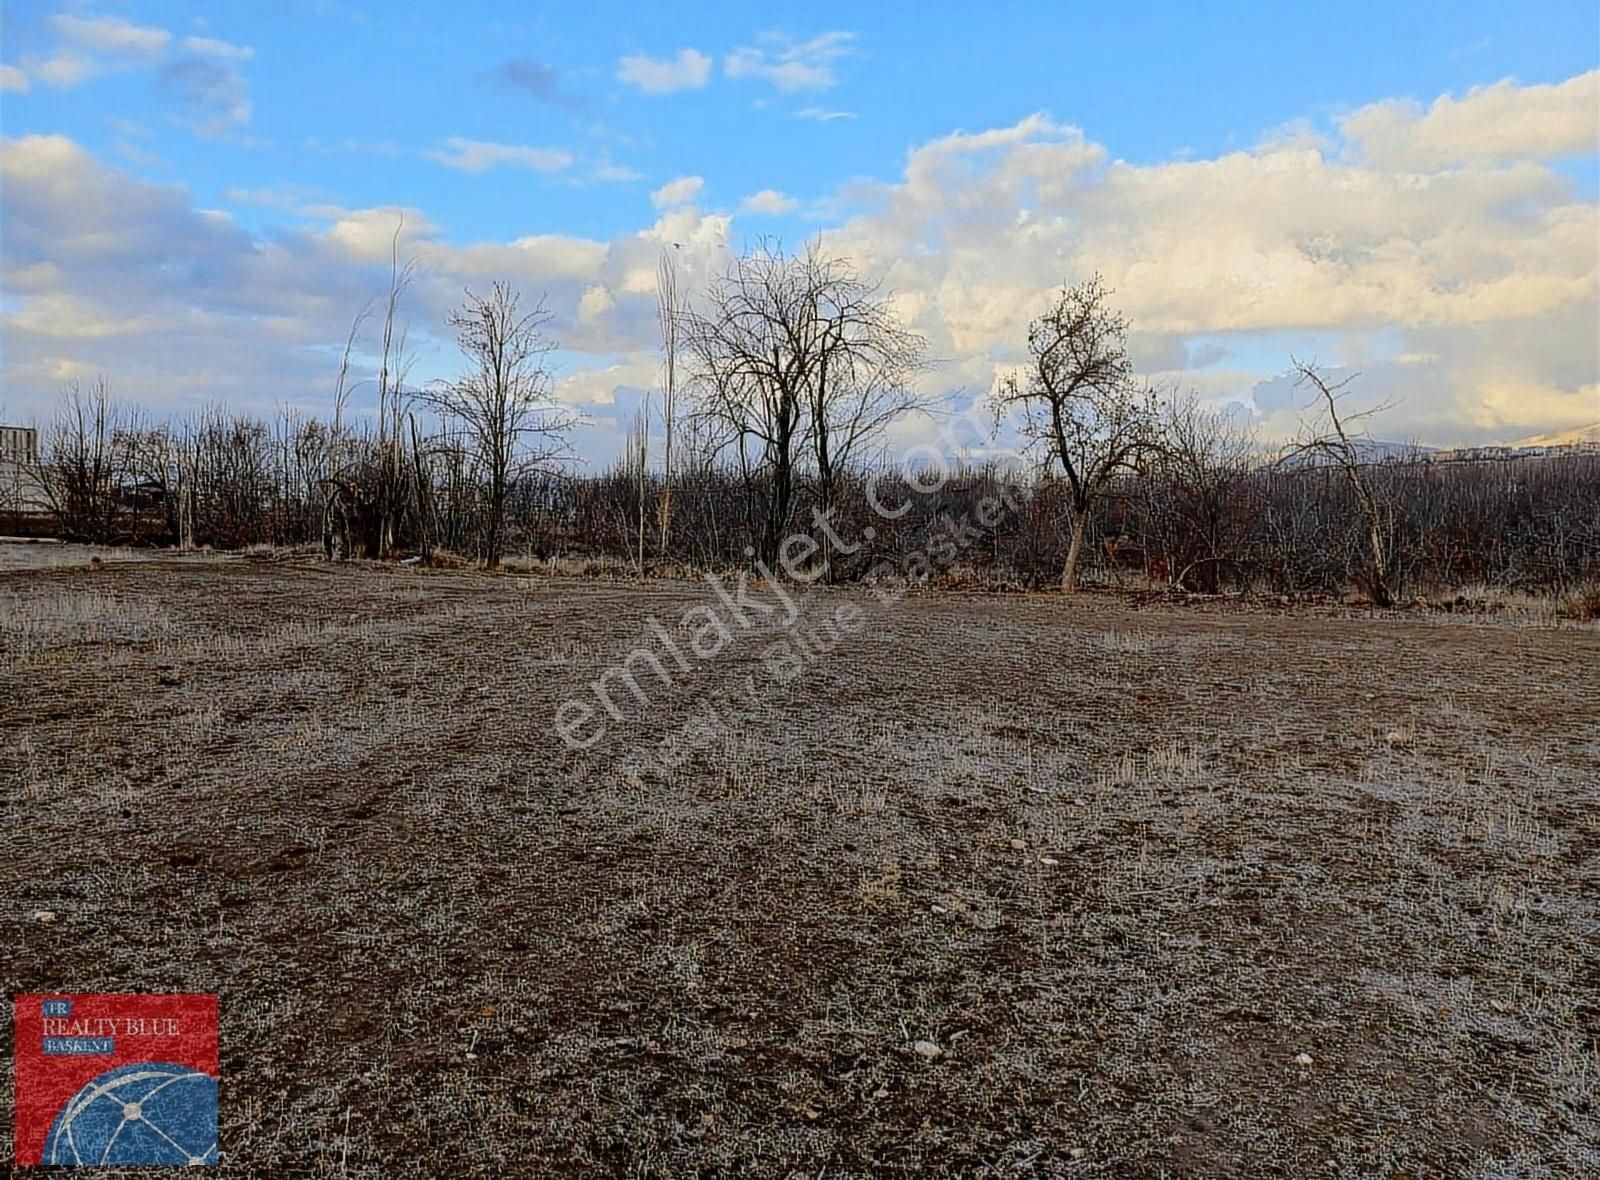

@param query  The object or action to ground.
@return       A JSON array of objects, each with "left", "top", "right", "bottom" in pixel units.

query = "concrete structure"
[
  {"left": 0, "top": 425, "right": 38, "bottom": 466},
  {"left": 0, "top": 425, "right": 50, "bottom": 518}
]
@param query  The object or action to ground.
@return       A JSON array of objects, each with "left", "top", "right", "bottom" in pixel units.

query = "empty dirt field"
[{"left": 2, "top": 554, "right": 1597, "bottom": 1177}]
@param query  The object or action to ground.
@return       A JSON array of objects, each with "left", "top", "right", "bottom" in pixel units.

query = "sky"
[{"left": 2, "top": 0, "right": 1597, "bottom": 464}]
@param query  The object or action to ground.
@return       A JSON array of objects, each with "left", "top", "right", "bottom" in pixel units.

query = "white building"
[
  {"left": 0, "top": 425, "right": 38, "bottom": 466},
  {"left": 0, "top": 425, "right": 50, "bottom": 518}
]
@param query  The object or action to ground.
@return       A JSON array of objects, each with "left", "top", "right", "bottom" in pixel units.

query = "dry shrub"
[{"left": 1560, "top": 583, "right": 1600, "bottom": 621}]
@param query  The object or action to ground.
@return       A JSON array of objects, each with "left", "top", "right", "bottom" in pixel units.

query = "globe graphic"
[{"left": 44, "top": 1061, "right": 218, "bottom": 1166}]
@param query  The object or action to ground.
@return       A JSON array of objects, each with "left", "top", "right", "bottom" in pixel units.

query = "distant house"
[
  {"left": 0, "top": 425, "right": 38, "bottom": 466},
  {"left": 0, "top": 425, "right": 51, "bottom": 522}
]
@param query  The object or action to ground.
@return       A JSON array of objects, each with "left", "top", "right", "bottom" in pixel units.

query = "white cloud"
[
  {"left": 818, "top": 89, "right": 1597, "bottom": 443},
  {"left": 10, "top": 16, "right": 256, "bottom": 130},
  {"left": 0, "top": 134, "right": 734, "bottom": 460},
  {"left": 1340, "top": 70, "right": 1599, "bottom": 170},
  {"left": 796, "top": 106, "right": 856, "bottom": 122},
  {"left": 650, "top": 175, "right": 704, "bottom": 208},
  {"left": 426, "top": 137, "right": 574, "bottom": 175},
  {"left": 740, "top": 188, "right": 799, "bottom": 215},
  {"left": 51, "top": 14, "right": 172, "bottom": 57},
  {"left": 182, "top": 36, "right": 255, "bottom": 62},
  {"left": 4, "top": 70, "right": 1596, "bottom": 455},
  {"left": 553, "top": 357, "right": 656, "bottom": 408},
  {"left": 616, "top": 48, "right": 711, "bottom": 95},
  {"left": 590, "top": 162, "right": 644, "bottom": 183},
  {"left": 114, "top": 138, "right": 167, "bottom": 169},
  {"left": 725, "top": 31, "right": 856, "bottom": 92},
  {"left": 0, "top": 65, "right": 29, "bottom": 93},
  {"left": 26, "top": 52, "right": 100, "bottom": 89}
]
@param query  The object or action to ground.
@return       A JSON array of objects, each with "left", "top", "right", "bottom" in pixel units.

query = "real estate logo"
[{"left": 12, "top": 993, "right": 219, "bottom": 1167}]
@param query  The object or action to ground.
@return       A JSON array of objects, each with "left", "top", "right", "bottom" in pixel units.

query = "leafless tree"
[
  {"left": 1144, "top": 398, "right": 1262, "bottom": 591},
  {"left": 802, "top": 254, "right": 925, "bottom": 570},
  {"left": 1281, "top": 360, "right": 1396, "bottom": 606},
  {"left": 407, "top": 411, "right": 435, "bottom": 564},
  {"left": 40, "top": 377, "right": 129, "bottom": 542},
  {"left": 374, "top": 220, "right": 418, "bottom": 557},
  {"left": 319, "top": 300, "right": 372, "bottom": 560},
  {"left": 684, "top": 240, "right": 923, "bottom": 568},
  {"left": 996, "top": 275, "right": 1160, "bottom": 592},
  {"left": 656, "top": 251, "right": 681, "bottom": 554},
  {"left": 423, "top": 282, "right": 576, "bottom": 568},
  {"left": 626, "top": 402, "right": 648, "bottom": 575}
]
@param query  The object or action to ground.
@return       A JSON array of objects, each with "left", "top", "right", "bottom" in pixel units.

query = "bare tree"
[
  {"left": 656, "top": 251, "right": 681, "bottom": 555},
  {"left": 997, "top": 276, "right": 1160, "bottom": 592},
  {"left": 423, "top": 282, "right": 576, "bottom": 568},
  {"left": 1281, "top": 360, "right": 1396, "bottom": 606},
  {"left": 685, "top": 240, "right": 923, "bottom": 568},
  {"left": 40, "top": 376, "right": 127, "bottom": 543},
  {"left": 1144, "top": 397, "right": 1261, "bottom": 592},
  {"left": 319, "top": 300, "right": 373, "bottom": 560},
  {"left": 802, "top": 254, "right": 925, "bottom": 569},
  {"left": 627, "top": 401, "right": 648, "bottom": 575},
  {"left": 374, "top": 220, "right": 418, "bottom": 557}
]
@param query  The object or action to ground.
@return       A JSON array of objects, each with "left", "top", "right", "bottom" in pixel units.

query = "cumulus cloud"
[
  {"left": 51, "top": 14, "right": 172, "bottom": 57},
  {"left": 8, "top": 15, "right": 256, "bottom": 132},
  {"left": 740, "top": 188, "right": 799, "bottom": 215},
  {"left": 1341, "top": 70, "right": 1600, "bottom": 170},
  {"left": 725, "top": 31, "right": 856, "bottom": 92},
  {"left": 426, "top": 137, "right": 574, "bottom": 175},
  {"left": 650, "top": 175, "right": 705, "bottom": 209},
  {"left": 3, "top": 68, "right": 1596, "bottom": 457},
  {"left": 616, "top": 48, "right": 712, "bottom": 95},
  {"left": 819, "top": 93, "right": 1597, "bottom": 442},
  {"left": 0, "top": 133, "right": 733, "bottom": 461}
]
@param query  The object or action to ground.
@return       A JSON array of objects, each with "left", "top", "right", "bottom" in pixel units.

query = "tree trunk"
[
  {"left": 1062, "top": 507, "right": 1090, "bottom": 593},
  {"left": 1365, "top": 519, "right": 1392, "bottom": 606}
]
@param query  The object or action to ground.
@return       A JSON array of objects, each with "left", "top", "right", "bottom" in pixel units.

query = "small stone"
[
  {"left": 1294, "top": 1052, "right": 1314, "bottom": 1066},
  {"left": 1070, "top": 1147, "right": 1087, "bottom": 1159},
  {"left": 930, "top": 904, "right": 947, "bottom": 914},
  {"left": 1009, "top": 838, "right": 1026, "bottom": 851},
  {"left": 33, "top": 910, "right": 56, "bottom": 924},
  {"left": 912, "top": 1039, "right": 943, "bottom": 1060},
  {"left": 1039, "top": 856, "right": 1059, "bottom": 866}
]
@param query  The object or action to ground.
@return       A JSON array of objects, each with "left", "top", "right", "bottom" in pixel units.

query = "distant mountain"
[
  {"left": 1351, "top": 439, "right": 1437, "bottom": 460},
  {"left": 1508, "top": 422, "right": 1600, "bottom": 447},
  {"left": 1275, "top": 438, "right": 1435, "bottom": 469}
]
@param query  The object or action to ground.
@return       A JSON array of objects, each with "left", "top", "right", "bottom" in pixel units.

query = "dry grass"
[{"left": 1, "top": 556, "right": 1596, "bottom": 1176}]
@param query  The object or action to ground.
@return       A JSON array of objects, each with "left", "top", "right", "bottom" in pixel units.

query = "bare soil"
[{"left": 2, "top": 557, "right": 1597, "bottom": 1177}]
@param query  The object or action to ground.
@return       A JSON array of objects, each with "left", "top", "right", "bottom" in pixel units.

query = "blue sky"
[{"left": 2, "top": 1, "right": 1597, "bottom": 457}]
